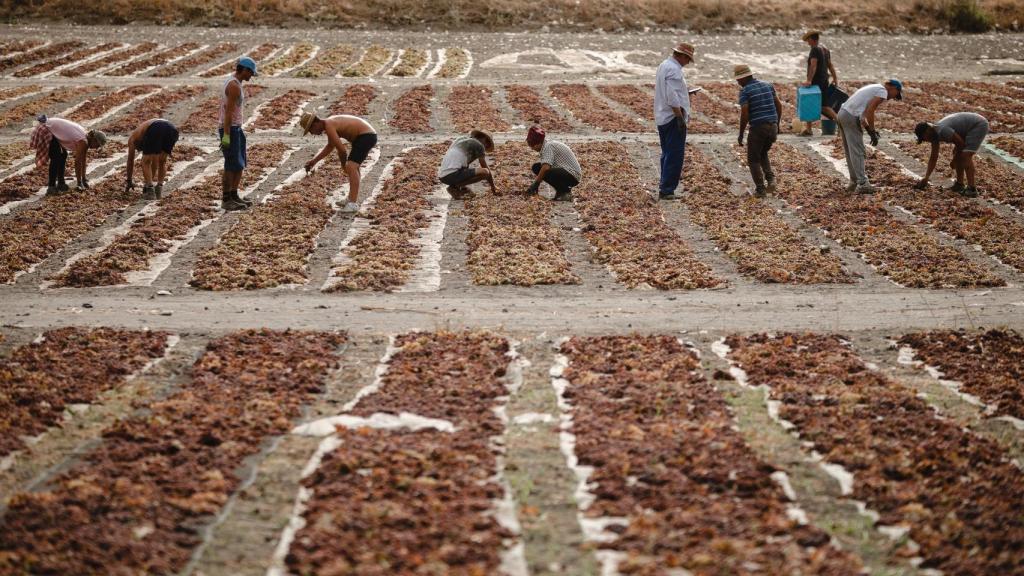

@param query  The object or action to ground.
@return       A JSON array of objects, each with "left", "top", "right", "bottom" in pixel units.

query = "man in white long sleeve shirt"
[{"left": 653, "top": 42, "right": 694, "bottom": 200}]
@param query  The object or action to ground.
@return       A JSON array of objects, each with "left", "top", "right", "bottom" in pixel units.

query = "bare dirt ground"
[{"left": 1, "top": 25, "right": 1023, "bottom": 576}]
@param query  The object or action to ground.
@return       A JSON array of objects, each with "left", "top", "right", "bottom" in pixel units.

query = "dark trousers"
[
  {"left": 657, "top": 116, "right": 686, "bottom": 195},
  {"left": 746, "top": 122, "right": 778, "bottom": 191},
  {"left": 47, "top": 137, "right": 67, "bottom": 187},
  {"left": 532, "top": 163, "right": 579, "bottom": 195}
]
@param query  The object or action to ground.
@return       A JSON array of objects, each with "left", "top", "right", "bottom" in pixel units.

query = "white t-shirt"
[{"left": 842, "top": 84, "right": 888, "bottom": 117}]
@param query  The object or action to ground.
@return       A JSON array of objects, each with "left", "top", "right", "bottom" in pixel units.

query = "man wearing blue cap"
[
  {"left": 219, "top": 56, "right": 257, "bottom": 211},
  {"left": 836, "top": 79, "right": 903, "bottom": 194}
]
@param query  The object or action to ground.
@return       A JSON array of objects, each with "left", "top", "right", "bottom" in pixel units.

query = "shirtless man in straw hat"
[
  {"left": 654, "top": 41, "right": 694, "bottom": 200},
  {"left": 299, "top": 112, "right": 378, "bottom": 213}
]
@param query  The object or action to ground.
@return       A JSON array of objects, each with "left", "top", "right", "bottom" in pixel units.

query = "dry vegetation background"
[{"left": 2, "top": 0, "right": 1022, "bottom": 31}]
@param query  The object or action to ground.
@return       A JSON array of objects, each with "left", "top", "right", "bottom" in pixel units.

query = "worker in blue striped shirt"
[{"left": 735, "top": 64, "right": 783, "bottom": 198}]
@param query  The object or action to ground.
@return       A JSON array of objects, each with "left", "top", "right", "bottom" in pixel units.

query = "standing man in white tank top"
[{"left": 219, "top": 56, "right": 257, "bottom": 211}]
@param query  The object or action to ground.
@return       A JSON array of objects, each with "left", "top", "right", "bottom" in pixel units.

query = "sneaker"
[
  {"left": 856, "top": 183, "right": 876, "bottom": 195},
  {"left": 221, "top": 198, "right": 249, "bottom": 211},
  {"left": 766, "top": 180, "right": 777, "bottom": 195},
  {"left": 846, "top": 181, "right": 858, "bottom": 193},
  {"left": 154, "top": 184, "right": 163, "bottom": 199},
  {"left": 753, "top": 187, "right": 767, "bottom": 198},
  {"left": 799, "top": 128, "right": 814, "bottom": 137},
  {"left": 46, "top": 185, "right": 59, "bottom": 196},
  {"left": 950, "top": 181, "right": 965, "bottom": 193},
  {"left": 659, "top": 193, "right": 680, "bottom": 201},
  {"left": 446, "top": 185, "right": 469, "bottom": 200},
  {"left": 553, "top": 192, "right": 572, "bottom": 202},
  {"left": 339, "top": 201, "right": 360, "bottom": 213},
  {"left": 960, "top": 185, "right": 979, "bottom": 198},
  {"left": 57, "top": 182, "right": 70, "bottom": 193},
  {"left": 229, "top": 189, "right": 252, "bottom": 206},
  {"left": 142, "top": 185, "right": 157, "bottom": 200}
]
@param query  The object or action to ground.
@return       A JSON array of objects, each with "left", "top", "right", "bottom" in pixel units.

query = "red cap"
[{"left": 526, "top": 125, "right": 546, "bottom": 146}]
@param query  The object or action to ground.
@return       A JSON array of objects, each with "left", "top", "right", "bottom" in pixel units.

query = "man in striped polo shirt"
[
  {"left": 525, "top": 126, "right": 582, "bottom": 202},
  {"left": 735, "top": 64, "right": 783, "bottom": 198}
]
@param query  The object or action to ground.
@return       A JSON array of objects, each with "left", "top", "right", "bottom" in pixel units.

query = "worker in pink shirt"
[{"left": 29, "top": 115, "right": 107, "bottom": 195}]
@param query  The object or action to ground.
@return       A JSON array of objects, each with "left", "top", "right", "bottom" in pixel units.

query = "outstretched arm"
[{"left": 125, "top": 138, "right": 137, "bottom": 189}]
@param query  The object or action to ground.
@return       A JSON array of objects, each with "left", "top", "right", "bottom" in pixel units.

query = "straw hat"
[
  {"left": 733, "top": 65, "right": 753, "bottom": 80},
  {"left": 299, "top": 112, "right": 317, "bottom": 135},
  {"left": 672, "top": 42, "right": 695, "bottom": 60},
  {"left": 802, "top": 30, "right": 822, "bottom": 41}
]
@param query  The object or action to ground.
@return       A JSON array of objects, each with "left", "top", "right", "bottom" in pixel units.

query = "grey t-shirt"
[
  {"left": 935, "top": 112, "right": 987, "bottom": 140},
  {"left": 438, "top": 136, "right": 485, "bottom": 178}
]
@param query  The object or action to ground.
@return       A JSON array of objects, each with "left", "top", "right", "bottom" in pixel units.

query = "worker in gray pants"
[{"left": 836, "top": 80, "right": 903, "bottom": 194}]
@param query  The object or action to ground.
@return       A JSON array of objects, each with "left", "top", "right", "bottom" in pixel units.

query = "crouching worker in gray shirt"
[
  {"left": 437, "top": 130, "right": 495, "bottom": 199},
  {"left": 914, "top": 112, "right": 990, "bottom": 198}
]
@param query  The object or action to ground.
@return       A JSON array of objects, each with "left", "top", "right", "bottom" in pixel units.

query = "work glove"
[
  {"left": 526, "top": 181, "right": 540, "bottom": 195},
  {"left": 913, "top": 179, "right": 929, "bottom": 190},
  {"left": 220, "top": 133, "right": 231, "bottom": 150},
  {"left": 867, "top": 128, "right": 880, "bottom": 147}
]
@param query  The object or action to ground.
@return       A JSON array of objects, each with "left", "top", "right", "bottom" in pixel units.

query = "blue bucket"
[{"left": 797, "top": 85, "right": 822, "bottom": 122}]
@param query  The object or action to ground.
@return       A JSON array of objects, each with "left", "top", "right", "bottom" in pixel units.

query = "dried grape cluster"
[
  {"left": 0, "top": 141, "right": 29, "bottom": 166},
  {"left": 560, "top": 335, "right": 862, "bottom": 574},
  {"left": 684, "top": 147, "right": 852, "bottom": 283},
  {"left": 60, "top": 42, "right": 158, "bottom": 77},
  {"left": 690, "top": 89, "right": 740, "bottom": 128},
  {"left": 899, "top": 329, "right": 1024, "bottom": 420},
  {"left": 836, "top": 140, "right": 1024, "bottom": 273},
  {"left": 446, "top": 85, "right": 510, "bottom": 132},
  {"left": 329, "top": 83, "right": 378, "bottom": 116},
  {"left": 199, "top": 42, "right": 279, "bottom": 78},
  {"left": 465, "top": 142, "right": 579, "bottom": 286},
  {"left": 895, "top": 139, "right": 1024, "bottom": 213},
  {"left": 342, "top": 44, "right": 392, "bottom": 77},
  {"left": 104, "top": 42, "right": 200, "bottom": 76},
  {"left": 0, "top": 327, "right": 169, "bottom": 457},
  {"left": 0, "top": 329, "right": 345, "bottom": 575},
  {"left": 65, "top": 84, "right": 158, "bottom": 123},
  {"left": 249, "top": 89, "right": 315, "bottom": 130},
  {"left": 0, "top": 146, "right": 204, "bottom": 284},
  {"left": 152, "top": 42, "right": 238, "bottom": 77},
  {"left": 180, "top": 84, "right": 266, "bottom": 133},
  {"left": 325, "top": 143, "right": 447, "bottom": 292},
  {"left": 573, "top": 142, "right": 724, "bottom": 289},
  {"left": 101, "top": 85, "right": 206, "bottom": 133},
  {"left": 990, "top": 135, "right": 1024, "bottom": 159},
  {"left": 954, "top": 80, "right": 1024, "bottom": 102},
  {"left": 726, "top": 332, "right": 1024, "bottom": 575},
  {"left": 504, "top": 84, "right": 572, "bottom": 131},
  {"left": 14, "top": 42, "right": 120, "bottom": 77},
  {"left": 0, "top": 39, "right": 44, "bottom": 54},
  {"left": 769, "top": 143, "right": 1003, "bottom": 288},
  {"left": 52, "top": 143, "right": 288, "bottom": 287},
  {"left": 388, "top": 48, "right": 429, "bottom": 77},
  {"left": 0, "top": 85, "right": 98, "bottom": 129},
  {"left": 191, "top": 159, "right": 346, "bottom": 290},
  {"left": 288, "top": 331, "right": 513, "bottom": 575},
  {"left": 437, "top": 47, "right": 470, "bottom": 78},
  {"left": 915, "top": 82, "right": 1024, "bottom": 128},
  {"left": 550, "top": 84, "right": 645, "bottom": 132},
  {"left": 262, "top": 42, "right": 316, "bottom": 76},
  {"left": 0, "top": 84, "right": 41, "bottom": 103},
  {"left": 295, "top": 43, "right": 354, "bottom": 77},
  {"left": 0, "top": 41, "right": 84, "bottom": 74},
  {"left": 388, "top": 84, "right": 434, "bottom": 133}
]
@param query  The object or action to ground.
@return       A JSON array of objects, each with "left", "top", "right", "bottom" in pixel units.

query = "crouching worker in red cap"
[
  {"left": 437, "top": 129, "right": 495, "bottom": 199},
  {"left": 525, "top": 126, "right": 582, "bottom": 201}
]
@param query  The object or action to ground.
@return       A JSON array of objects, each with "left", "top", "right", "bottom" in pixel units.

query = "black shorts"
[
  {"left": 141, "top": 120, "right": 179, "bottom": 155},
  {"left": 439, "top": 167, "right": 476, "bottom": 186},
  {"left": 348, "top": 132, "right": 377, "bottom": 165}
]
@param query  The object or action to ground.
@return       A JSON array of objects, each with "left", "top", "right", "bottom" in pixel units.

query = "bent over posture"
[
  {"left": 29, "top": 115, "right": 106, "bottom": 195},
  {"left": 525, "top": 126, "right": 582, "bottom": 202},
  {"left": 299, "top": 112, "right": 378, "bottom": 213},
  {"left": 437, "top": 130, "right": 495, "bottom": 199},
  {"left": 125, "top": 118, "right": 180, "bottom": 200},
  {"left": 914, "top": 112, "right": 989, "bottom": 198},
  {"left": 836, "top": 79, "right": 903, "bottom": 194}
]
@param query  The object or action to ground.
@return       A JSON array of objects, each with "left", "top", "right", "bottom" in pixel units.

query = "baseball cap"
[
  {"left": 886, "top": 78, "right": 903, "bottom": 100},
  {"left": 238, "top": 56, "right": 258, "bottom": 76}
]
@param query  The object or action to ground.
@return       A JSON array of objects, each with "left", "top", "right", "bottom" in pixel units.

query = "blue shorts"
[{"left": 219, "top": 126, "right": 246, "bottom": 172}]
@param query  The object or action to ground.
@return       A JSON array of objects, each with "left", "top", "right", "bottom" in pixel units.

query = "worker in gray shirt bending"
[
  {"left": 437, "top": 130, "right": 495, "bottom": 198},
  {"left": 913, "top": 112, "right": 990, "bottom": 198}
]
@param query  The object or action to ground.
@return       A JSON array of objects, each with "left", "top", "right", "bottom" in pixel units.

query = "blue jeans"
[
  {"left": 657, "top": 116, "right": 687, "bottom": 195},
  {"left": 218, "top": 126, "right": 246, "bottom": 172}
]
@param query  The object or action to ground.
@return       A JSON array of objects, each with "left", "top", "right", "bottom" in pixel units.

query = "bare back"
[
  {"left": 324, "top": 115, "right": 375, "bottom": 143},
  {"left": 128, "top": 118, "right": 157, "bottom": 148}
]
